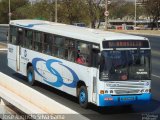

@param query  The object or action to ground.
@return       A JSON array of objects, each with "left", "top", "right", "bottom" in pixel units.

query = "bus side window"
[
  {"left": 24, "top": 30, "right": 33, "bottom": 49},
  {"left": 43, "top": 34, "right": 52, "bottom": 55},
  {"left": 52, "top": 47, "right": 58, "bottom": 57},
  {"left": 76, "top": 42, "right": 90, "bottom": 66},
  {"left": 64, "top": 38, "right": 76, "bottom": 62},
  {"left": 34, "top": 32, "right": 42, "bottom": 52},
  {"left": 17, "top": 28, "right": 24, "bottom": 46},
  {"left": 9, "top": 26, "right": 17, "bottom": 45},
  {"left": 53, "top": 36, "right": 65, "bottom": 58},
  {"left": 68, "top": 51, "right": 76, "bottom": 62}
]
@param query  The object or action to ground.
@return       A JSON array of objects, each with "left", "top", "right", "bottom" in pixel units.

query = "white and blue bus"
[{"left": 8, "top": 20, "right": 151, "bottom": 108}]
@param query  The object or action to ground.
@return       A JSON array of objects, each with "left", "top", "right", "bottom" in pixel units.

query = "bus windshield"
[{"left": 99, "top": 50, "right": 151, "bottom": 81}]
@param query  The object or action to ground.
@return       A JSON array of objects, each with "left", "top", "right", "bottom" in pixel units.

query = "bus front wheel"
[
  {"left": 27, "top": 66, "right": 35, "bottom": 86},
  {"left": 78, "top": 86, "right": 88, "bottom": 108}
]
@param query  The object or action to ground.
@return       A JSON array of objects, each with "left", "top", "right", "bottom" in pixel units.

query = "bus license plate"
[{"left": 121, "top": 97, "right": 135, "bottom": 101}]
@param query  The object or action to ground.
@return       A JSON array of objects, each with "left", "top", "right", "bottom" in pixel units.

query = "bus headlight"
[
  {"left": 110, "top": 90, "right": 113, "bottom": 94},
  {"left": 144, "top": 82, "right": 150, "bottom": 86},
  {"left": 105, "top": 90, "right": 108, "bottom": 93}
]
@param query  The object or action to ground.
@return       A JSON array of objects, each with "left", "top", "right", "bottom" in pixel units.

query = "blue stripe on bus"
[
  {"left": 16, "top": 23, "right": 45, "bottom": 28},
  {"left": 32, "top": 58, "right": 79, "bottom": 88},
  {"left": 99, "top": 93, "right": 151, "bottom": 106},
  {"left": 45, "top": 59, "right": 63, "bottom": 87}
]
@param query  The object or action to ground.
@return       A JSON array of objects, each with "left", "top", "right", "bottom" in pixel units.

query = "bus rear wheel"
[
  {"left": 78, "top": 86, "right": 88, "bottom": 108},
  {"left": 27, "top": 66, "right": 35, "bottom": 86}
]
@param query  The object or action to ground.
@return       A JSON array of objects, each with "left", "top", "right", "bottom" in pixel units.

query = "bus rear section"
[{"left": 97, "top": 40, "right": 151, "bottom": 106}]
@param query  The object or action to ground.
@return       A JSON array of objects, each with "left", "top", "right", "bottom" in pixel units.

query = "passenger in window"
[{"left": 76, "top": 50, "right": 85, "bottom": 64}]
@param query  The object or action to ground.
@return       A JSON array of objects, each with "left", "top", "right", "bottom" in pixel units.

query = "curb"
[
  {"left": 0, "top": 48, "right": 7, "bottom": 51},
  {"left": 0, "top": 72, "right": 89, "bottom": 120}
]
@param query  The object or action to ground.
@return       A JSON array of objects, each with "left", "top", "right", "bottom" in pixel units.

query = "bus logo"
[
  {"left": 32, "top": 58, "right": 79, "bottom": 88},
  {"left": 24, "top": 50, "right": 27, "bottom": 57}
]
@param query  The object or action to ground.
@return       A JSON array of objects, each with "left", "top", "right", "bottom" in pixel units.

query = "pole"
[
  {"left": 55, "top": 0, "right": 57, "bottom": 22},
  {"left": 105, "top": 0, "right": 108, "bottom": 30},
  {"left": 9, "top": 0, "right": 11, "bottom": 23},
  {"left": 135, "top": 0, "right": 137, "bottom": 27}
]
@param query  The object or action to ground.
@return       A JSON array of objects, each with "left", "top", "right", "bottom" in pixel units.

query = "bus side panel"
[
  {"left": 8, "top": 44, "right": 18, "bottom": 72},
  {"left": 21, "top": 48, "right": 43, "bottom": 82},
  {"left": 19, "top": 49, "right": 93, "bottom": 101},
  {"left": 40, "top": 56, "right": 63, "bottom": 91},
  {"left": 62, "top": 61, "right": 91, "bottom": 97}
]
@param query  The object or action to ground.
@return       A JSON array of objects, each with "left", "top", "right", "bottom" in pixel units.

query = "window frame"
[
  {"left": 33, "top": 31, "right": 43, "bottom": 52},
  {"left": 23, "top": 29, "right": 33, "bottom": 49},
  {"left": 9, "top": 25, "right": 18, "bottom": 45},
  {"left": 43, "top": 33, "right": 53, "bottom": 55},
  {"left": 9, "top": 26, "right": 97, "bottom": 67}
]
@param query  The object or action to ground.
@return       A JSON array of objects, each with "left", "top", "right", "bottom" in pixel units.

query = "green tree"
[
  {"left": 0, "top": 0, "right": 29, "bottom": 23},
  {"left": 15, "top": 4, "right": 34, "bottom": 19},
  {"left": 144, "top": 0, "right": 160, "bottom": 30},
  {"left": 85, "top": 0, "right": 105, "bottom": 28},
  {"left": 58, "top": 0, "right": 88, "bottom": 24},
  {"left": 109, "top": 0, "right": 135, "bottom": 20}
]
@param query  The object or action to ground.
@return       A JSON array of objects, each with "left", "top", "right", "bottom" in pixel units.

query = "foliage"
[
  {"left": 0, "top": 0, "right": 29, "bottom": 24},
  {"left": 144, "top": 0, "right": 160, "bottom": 29},
  {"left": 85, "top": 0, "right": 105, "bottom": 28},
  {"left": 109, "top": 0, "right": 135, "bottom": 20},
  {"left": 0, "top": 0, "right": 149, "bottom": 29},
  {"left": 58, "top": 0, "right": 88, "bottom": 24}
]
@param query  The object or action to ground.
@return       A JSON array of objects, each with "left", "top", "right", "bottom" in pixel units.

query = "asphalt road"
[
  {"left": 0, "top": 27, "right": 8, "bottom": 42},
  {"left": 0, "top": 35, "right": 160, "bottom": 120}
]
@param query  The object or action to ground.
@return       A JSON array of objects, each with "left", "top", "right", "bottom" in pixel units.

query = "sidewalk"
[{"left": 109, "top": 30, "right": 160, "bottom": 36}]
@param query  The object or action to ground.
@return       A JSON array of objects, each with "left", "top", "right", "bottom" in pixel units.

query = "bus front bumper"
[{"left": 99, "top": 93, "right": 151, "bottom": 107}]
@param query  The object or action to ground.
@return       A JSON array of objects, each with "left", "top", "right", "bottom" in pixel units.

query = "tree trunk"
[
  {"left": 157, "top": 21, "right": 159, "bottom": 30},
  {"left": 151, "top": 19, "right": 156, "bottom": 30},
  {"left": 91, "top": 20, "right": 96, "bottom": 29},
  {"left": 97, "top": 19, "right": 101, "bottom": 29}
]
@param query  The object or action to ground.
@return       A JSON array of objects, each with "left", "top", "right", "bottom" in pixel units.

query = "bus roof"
[{"left": 10, "top": 20, "right": 147, "bottom": 44}]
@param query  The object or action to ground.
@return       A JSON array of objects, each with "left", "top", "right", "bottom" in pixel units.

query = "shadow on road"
[{"left": 91, "top": 99, "right": 160, "bottom": 114}]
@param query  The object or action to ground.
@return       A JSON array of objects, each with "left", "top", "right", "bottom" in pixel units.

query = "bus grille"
[
  {"left": 114, "top": 89, "right": 140, "bottom": 95},
  {"left": 106, "top": 81, "right": 150, "bottom": 95}
]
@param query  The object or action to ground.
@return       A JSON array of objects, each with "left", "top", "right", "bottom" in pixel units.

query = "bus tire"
[
  {"left": 78, "top": 86, "right": 88, "bottom": 108},
  {"left": 27, "top": 66, "right": 35, "bottom": 86}
]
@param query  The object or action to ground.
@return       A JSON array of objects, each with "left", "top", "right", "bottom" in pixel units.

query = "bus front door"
[
  {"left": 92, "top": 48, "right": 99, "bottom": 104},
  {"left": 92, "top": 68, "right": 98, "bottom": 104},
  {"left": 16, "top": 46, "right": 20, "bottom": 71},
  {"left": 17, "top": 29, "right": 23, "bottom": 71}
]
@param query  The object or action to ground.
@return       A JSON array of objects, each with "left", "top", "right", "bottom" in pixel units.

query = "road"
[
  {"left": 0, "top": 26, "right": 8, "bottom": 42},
  {"left": 0, "top": 35, "right": 160, "bottom": 120}
]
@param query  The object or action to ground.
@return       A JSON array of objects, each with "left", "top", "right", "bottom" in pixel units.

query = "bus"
[{"left": 8, "top": 20, "right": 151, "bottom": 108}]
